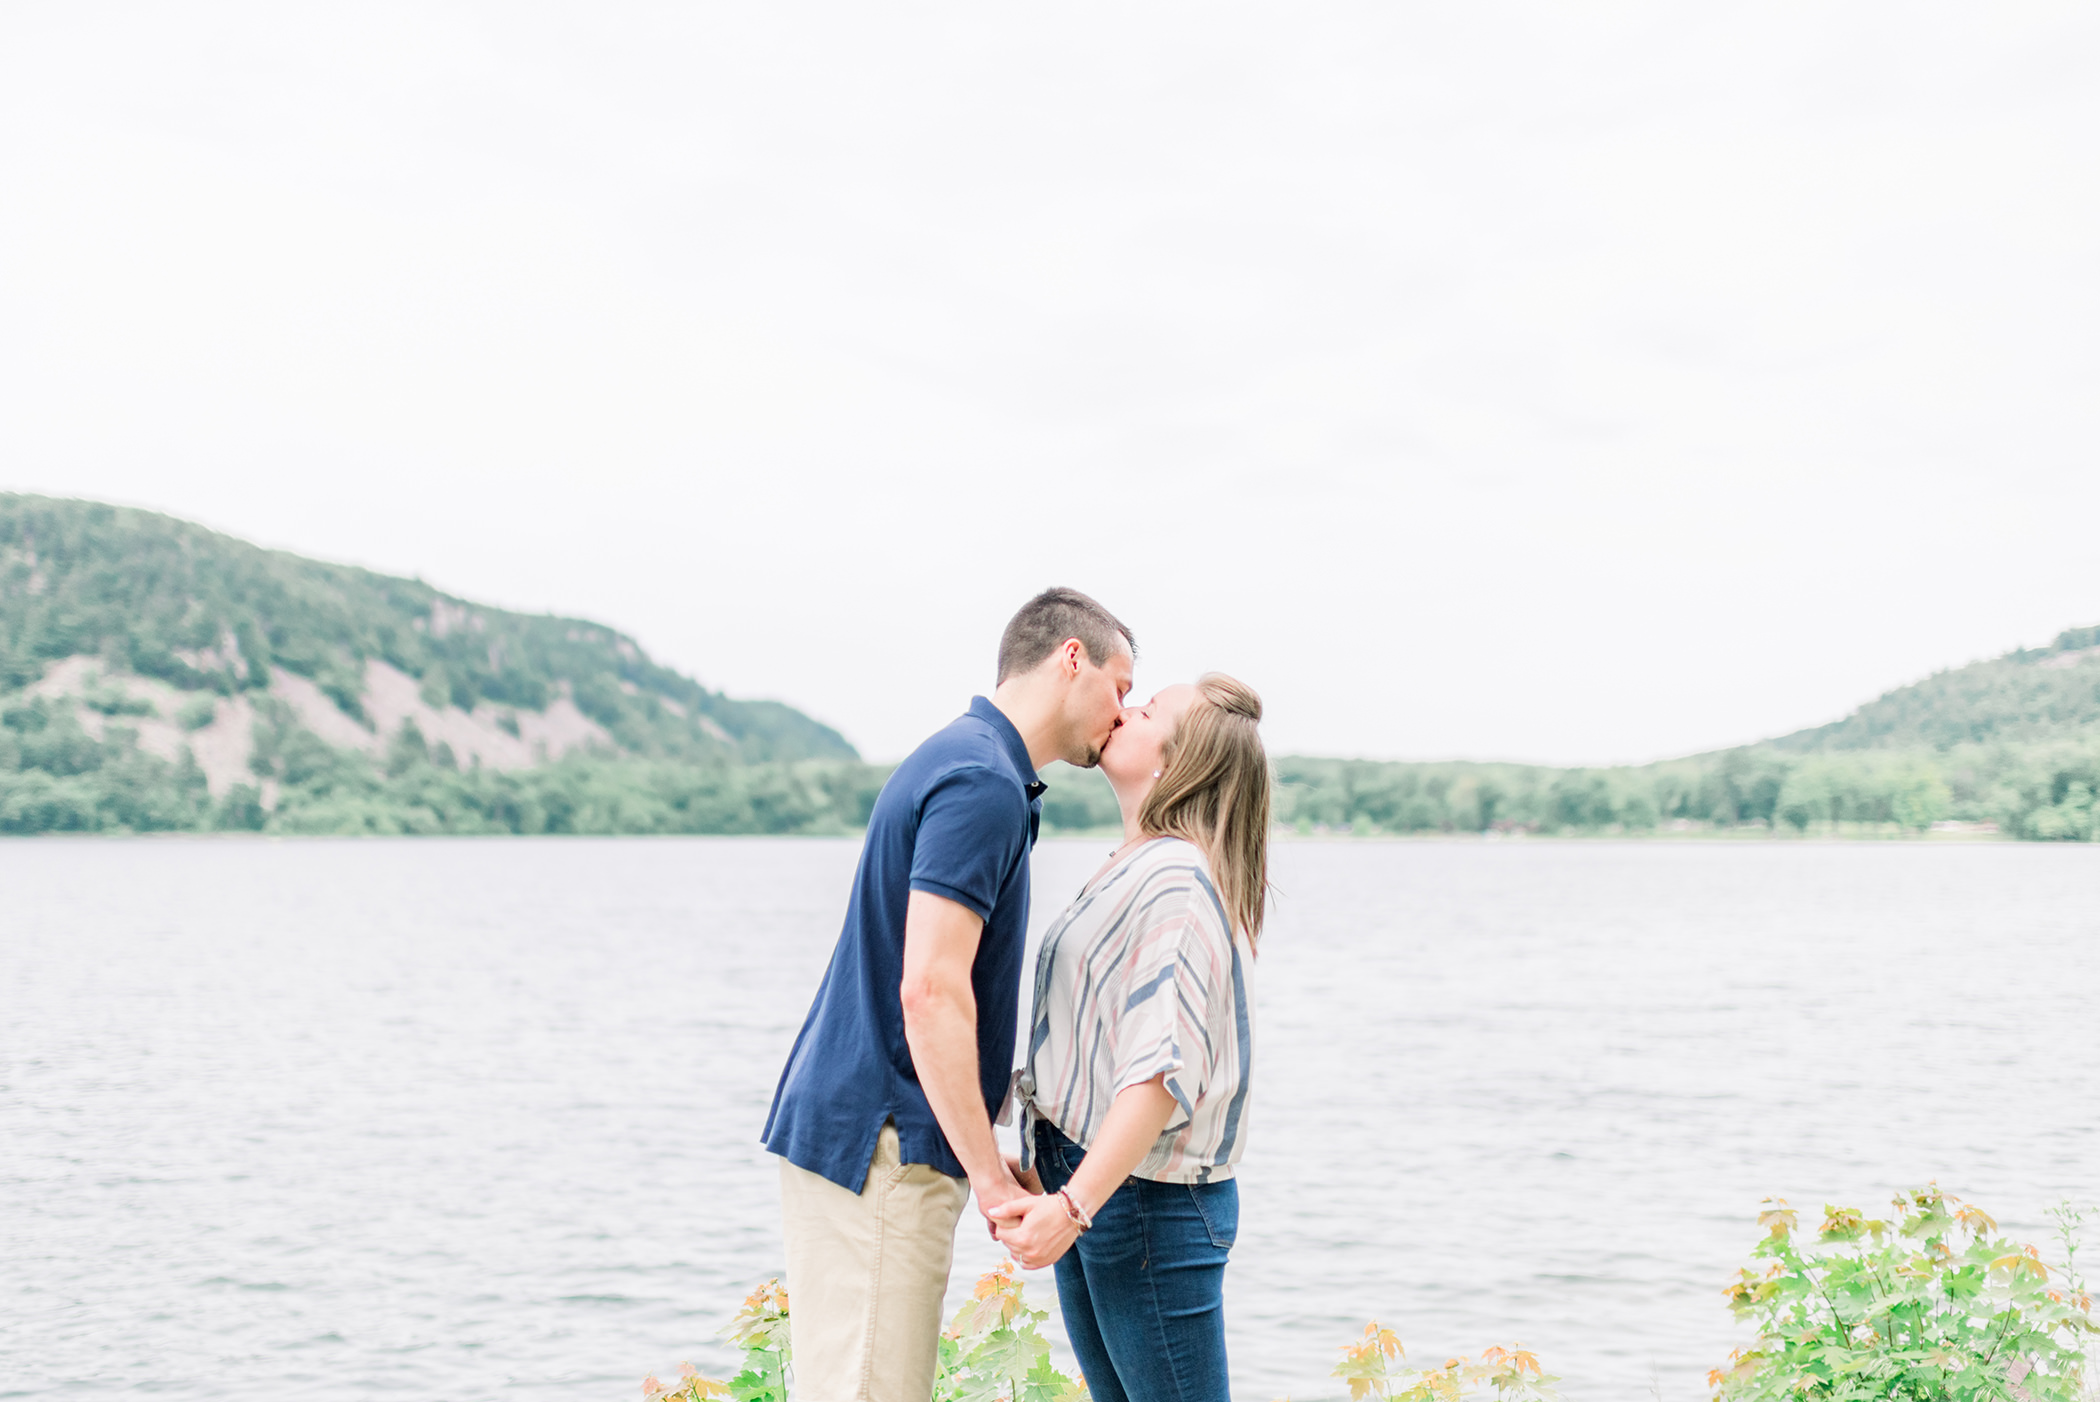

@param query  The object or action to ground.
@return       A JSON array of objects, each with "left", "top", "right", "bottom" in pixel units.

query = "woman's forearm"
[
  {"left": 1065, "top": 1075, "right": 1178, "bottom": 1217},
  {"left": 989, "top": 1074, "right": 1181, "bottom": 1268}
]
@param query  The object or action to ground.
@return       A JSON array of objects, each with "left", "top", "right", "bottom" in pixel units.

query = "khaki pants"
[{"left": 778, "top": 1123, "right": 971, "bottom": 1402}]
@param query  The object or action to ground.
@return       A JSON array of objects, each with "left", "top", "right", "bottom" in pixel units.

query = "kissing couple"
[{"left": 761, "top": 587, "right": 1270, "bottom": 1402}]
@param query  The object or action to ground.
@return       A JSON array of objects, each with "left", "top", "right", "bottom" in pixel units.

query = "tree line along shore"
[{"left": 3, "top": 714, "right": 2096, "bottom": 839}]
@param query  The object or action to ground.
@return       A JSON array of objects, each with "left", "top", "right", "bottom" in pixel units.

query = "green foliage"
[
  {"left": 244, "top": 753, "right": 891, "bottom": 837},
  {"left": 1265, "top": 625, "right": 2100, "bottom": 842},
  {"left": 0, "top": 689, "right": 895, "bottom": 835},
  {"left": 0, "top": 700, "right": 212, "bottom": 833},
  {"left": 1770, "top": 632, "right": 2100, "bottom": 753},
  {"left": 0, "top": 494, "right": 855, "bottom": 763},
  {"left": 932, "top": 1262, "right": 1088, "bottom": 1402},
  {"left": 82, "top": 683, "right": 155, "bottom": 717},
  {"left": 1269, "top": 741, "right": 2100, "bottom": 841},
  {"left": 1713, "top": 1188, "right": 2094, "bottom": 1402},
  {"left": 1037, "top": 763, "right": 1124, "bottom": 833},
  {"left": 2000, "top": 744, "right": 2100, "bottom": 841},
  {"left": 642, "top": 1281, "right": 786, "bottom": 1402},
  {"left": 642, "top": 1265, "right": 1089, "bottom": 1402},
  {"left": 176, "top": 694, "right": 219, "bottom": 731},
  {"left": 1888, "top": 764, "right": 1953, "bottom": 831}
]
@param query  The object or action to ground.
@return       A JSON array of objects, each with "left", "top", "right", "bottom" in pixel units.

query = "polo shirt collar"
[{"left": 969, "top": 695, "right": 1047, "bottom": 799}]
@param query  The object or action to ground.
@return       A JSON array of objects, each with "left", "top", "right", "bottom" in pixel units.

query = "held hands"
[
  {"left": 970, "top": 1159, "right": 1035, "bottom": 1240},
  {"left": 988, "top": 1077, "right": 1163, "bottom": 1268},
  {"left": 987, "top": 1191, "right": 1083, "bottom": 1270}
]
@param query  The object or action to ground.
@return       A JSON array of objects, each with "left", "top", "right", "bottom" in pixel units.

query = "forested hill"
[
  {"left": 1254, "top": 622, "right": 2100, "bottom": 843},
  {"left": 1766, "top": 626, "right": 2100, "bottom": 753},
  {"left": 0, "top": 495, "right": 853, "bottom": 765},
  {"left": 1, "top": 496, "right": 880, "bottom": 835}
]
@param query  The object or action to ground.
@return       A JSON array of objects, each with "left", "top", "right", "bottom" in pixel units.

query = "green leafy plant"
[
  {"left": 1713, "top": 1186, "right": 2094, "bottom": 1401},
  {"left": 644, "top": 1280, "right": 788, "bottom": 1402},
  {"left": 642, "top": 1264, "right": 1088, "bottom": 1402},
  {"left": 933, "top": 1261, "right": 1088, "bottom": 1402},
  {"left": 1329, "top": 1322, "right": 1561, "bottom": 1401}
]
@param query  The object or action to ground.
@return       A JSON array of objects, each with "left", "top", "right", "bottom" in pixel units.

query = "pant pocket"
[
  {"left": 1038, "top": 1125, "right": 1085, "bottom": 1181},
  {"left": 874, "top": 1120, "right": 916, "bottom": 1189},
  {"left": 1188, "top": 1180, "right": 1238, "bottom": 1250}
]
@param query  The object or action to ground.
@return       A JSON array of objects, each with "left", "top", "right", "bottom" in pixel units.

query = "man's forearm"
[{"left": 902, "top": 986, "right": 1003, "bottom": 1187}]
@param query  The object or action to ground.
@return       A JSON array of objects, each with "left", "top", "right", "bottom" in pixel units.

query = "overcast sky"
[{"left": 3, "top": 3, "right": 2095, "bottom": 763}]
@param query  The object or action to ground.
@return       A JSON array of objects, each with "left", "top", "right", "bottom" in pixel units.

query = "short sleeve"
[
  {"left": 908, "top": 765, "right": 1029, "bottom": 922},
  {"left": 1105, "top": 889, "right": 1220, "bottom": 1130}
]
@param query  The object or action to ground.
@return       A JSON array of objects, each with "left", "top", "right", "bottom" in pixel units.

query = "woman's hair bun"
[{"left": 1198, "top": 672, "right": 1261, "bottom": 723}]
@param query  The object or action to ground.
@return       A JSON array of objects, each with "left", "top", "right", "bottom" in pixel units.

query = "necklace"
[{"left": 1089, "top": 835, "right": 1149, "bottom": 890}]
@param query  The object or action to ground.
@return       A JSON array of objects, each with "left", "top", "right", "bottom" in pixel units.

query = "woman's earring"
[{"left": 1152, "top": 770, "right": 1162, "bottom": 778}]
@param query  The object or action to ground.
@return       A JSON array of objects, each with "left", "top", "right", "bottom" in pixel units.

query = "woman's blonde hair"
[{"left": 1135, "top": 672, "right": 1272, "bottom": 947}]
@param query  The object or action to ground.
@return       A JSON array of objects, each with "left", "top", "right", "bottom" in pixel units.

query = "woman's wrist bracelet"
[{"left": 1057, "top": 1187, "right": 1093, "bottom": 1232}]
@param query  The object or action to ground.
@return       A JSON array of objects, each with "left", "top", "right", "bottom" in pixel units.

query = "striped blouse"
[{"left": 1018, "top": 836, "right": 1254, "bottom": 1185}]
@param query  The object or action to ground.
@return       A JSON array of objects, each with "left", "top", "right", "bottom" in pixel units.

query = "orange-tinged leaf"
[
  {"left": 1758, "top": 1198, "right": 1799, "bottom": 1239},
  {"left": 1955, "top": 1203, "right": 1998, "bottom": 1233}
]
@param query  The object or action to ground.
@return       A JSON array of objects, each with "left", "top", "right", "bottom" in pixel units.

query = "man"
[{"left": 761, "top": 587, "right": 1136, "bottom": 1402}]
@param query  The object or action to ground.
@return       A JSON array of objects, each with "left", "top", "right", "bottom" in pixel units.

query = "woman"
[{"left": 988, "top": 672, "right": 1269, "bottom": 1402}]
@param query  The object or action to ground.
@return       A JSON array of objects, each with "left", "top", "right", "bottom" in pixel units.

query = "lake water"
[{"left": 4, "top": 837, "right": 2097, "bottom": 1401}]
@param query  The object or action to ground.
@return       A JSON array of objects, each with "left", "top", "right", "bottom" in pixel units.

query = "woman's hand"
[
  {"left": 987, "top": 1192, "right": 1081, "bottom": 1270},
  {"left": 995, "top": 1077, "right": 1177, "bottom": 1268}
]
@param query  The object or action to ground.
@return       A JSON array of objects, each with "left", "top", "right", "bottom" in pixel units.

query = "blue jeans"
[{"left": 1032, "top": 1121, "right": 1237, "bottom": 1402}]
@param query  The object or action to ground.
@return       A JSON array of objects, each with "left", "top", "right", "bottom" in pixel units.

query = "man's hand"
[
  {"left": 972, "top": 1161, "right": 1030, "bottom": 1237},
  {"left": 988, "top": 1193, "right": 1082, "bottom": 1270},
  {"left": 970, "top": 1154, "right": 1044, "bottom": 1238}
]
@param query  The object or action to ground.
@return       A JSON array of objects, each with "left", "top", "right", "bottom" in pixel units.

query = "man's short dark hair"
[{"left": 997, "top": 588, "right": 1137, "bottom": 683}]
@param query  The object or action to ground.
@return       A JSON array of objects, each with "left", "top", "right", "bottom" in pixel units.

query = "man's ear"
[{"left": 1062, "top": 638, "right": 1085, "bottom": 676}]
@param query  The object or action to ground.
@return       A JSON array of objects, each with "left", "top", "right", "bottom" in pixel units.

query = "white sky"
[{"left": 3, "top": 3, "right": 2095, "bottom": 764}]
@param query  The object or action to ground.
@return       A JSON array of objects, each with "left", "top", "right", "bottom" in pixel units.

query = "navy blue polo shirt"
[{"left": 761, "top": 696, "right": 1045, "bottom": 1191}]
